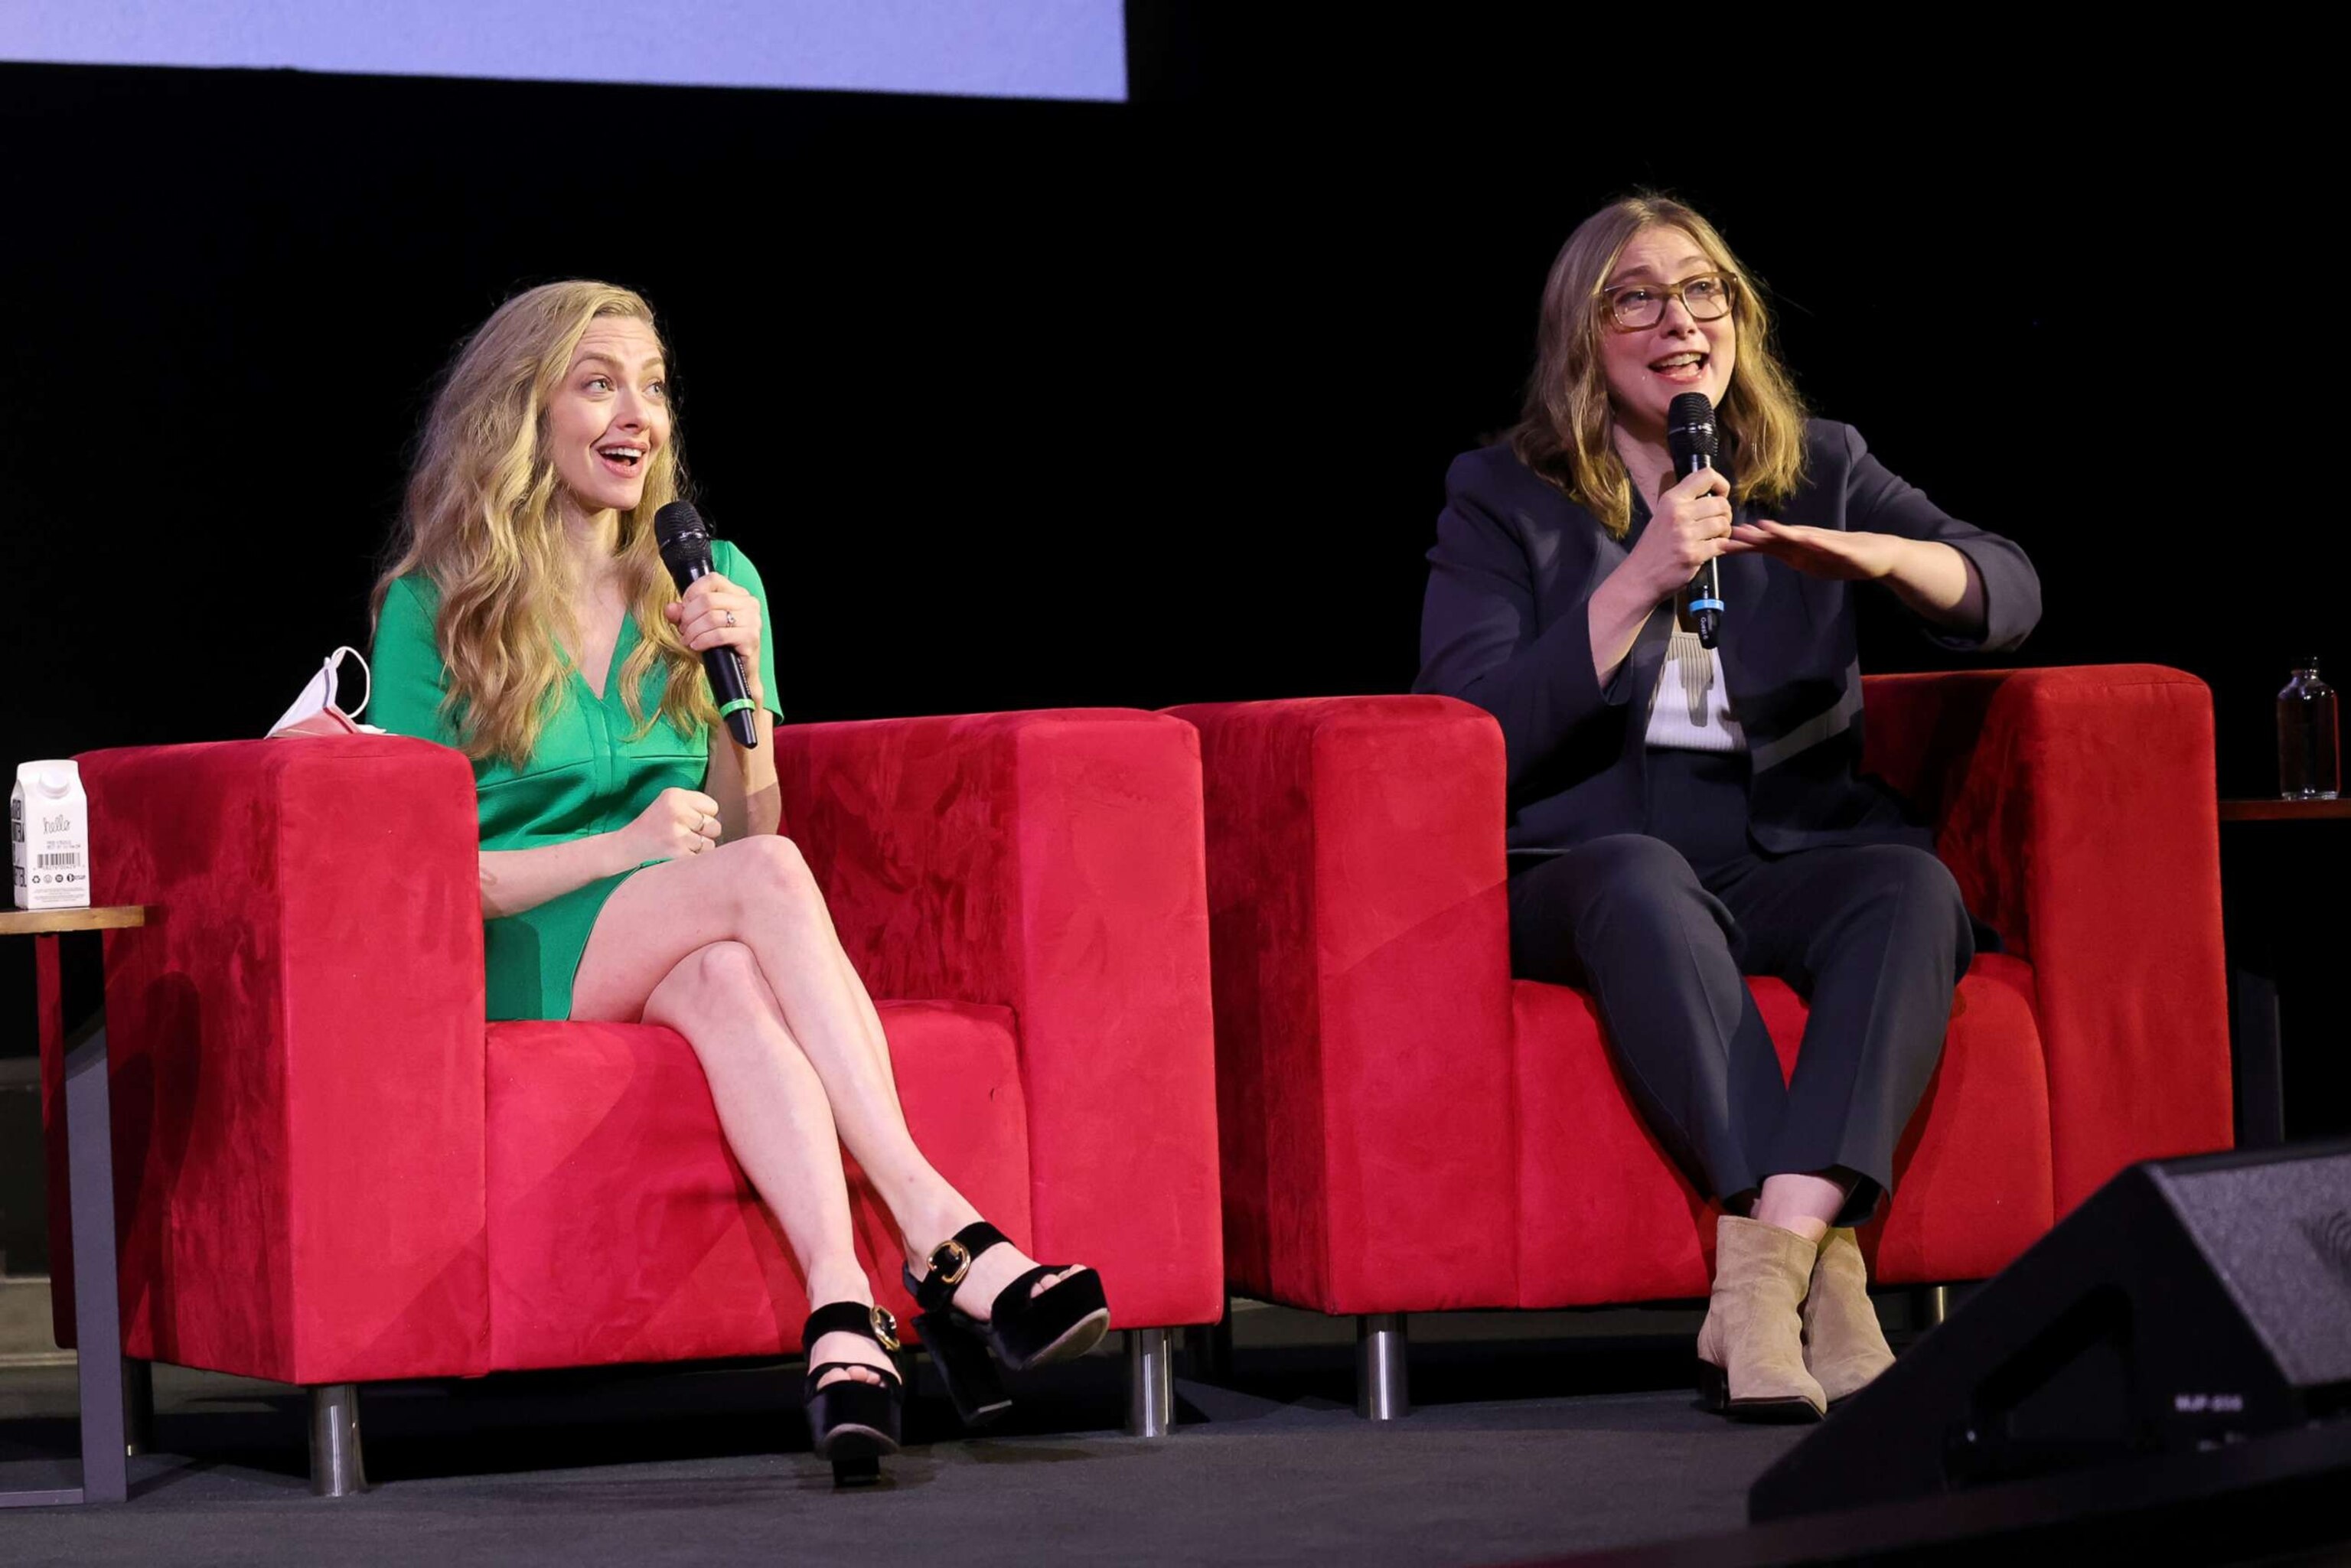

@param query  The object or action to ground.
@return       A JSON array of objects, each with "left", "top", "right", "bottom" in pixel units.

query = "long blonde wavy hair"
[
  {"left": 373, "top": 281, "right": 717, "bottom": 767},
  {"left": 1511, "top": 194, "right": 1809, "bottom": 538}
]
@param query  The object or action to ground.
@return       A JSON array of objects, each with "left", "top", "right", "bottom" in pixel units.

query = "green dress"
[{"left": 368, "top": 541, "right": 781, "bottom": 1022}]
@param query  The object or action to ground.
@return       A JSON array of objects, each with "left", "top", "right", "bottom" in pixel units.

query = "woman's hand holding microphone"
[
  {"left": 1625, "top": 468, "right": 1743, "bottom": 600},
  {"left": 665, "top": 571, "right": 765, "bottom": 707},
  {"left": 1590, "top": 468, "right": 1741, "bottom": 682},
  {"left": 663, "top": 566, "right": 782, "bottom": 839}
]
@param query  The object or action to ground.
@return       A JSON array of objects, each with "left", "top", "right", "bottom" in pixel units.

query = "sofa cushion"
[
  {"left": 1511, "top": 954, "right": 2053, "bottom": 1306},
  {"left": 484, "top": 1000, "right": 1032, "bottom": 1372}
]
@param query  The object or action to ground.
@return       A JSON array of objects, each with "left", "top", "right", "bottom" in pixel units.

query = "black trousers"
[{"left": 1507, "top": 749, "right": 1971, "bottom": 1227}]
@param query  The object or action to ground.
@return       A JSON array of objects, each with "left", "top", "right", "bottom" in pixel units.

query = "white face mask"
[{"left": 269, "top": 647, "right": 386, "bottom": 738}]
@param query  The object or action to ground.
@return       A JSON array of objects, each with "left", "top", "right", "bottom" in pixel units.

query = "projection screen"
[{"left": 1, "top": 0, "right": 1127, "bottom": 102}]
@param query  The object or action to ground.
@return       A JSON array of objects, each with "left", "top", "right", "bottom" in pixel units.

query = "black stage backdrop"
[{"left": 2, "top": 23, "right": 2336, "bottom": 1128}]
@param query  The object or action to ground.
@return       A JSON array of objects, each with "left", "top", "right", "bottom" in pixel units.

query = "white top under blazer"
[{"left": 1645, "top": 621, "right": 1747, "bottom": 754}]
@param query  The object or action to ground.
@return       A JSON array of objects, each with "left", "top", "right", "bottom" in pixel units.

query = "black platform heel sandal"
[
  {"left": 905, "top": 1221, "right": 1111, "bottom": 1423},
  {"left": 801, "top": 1301, "right": 906, "bottom": 1487}
]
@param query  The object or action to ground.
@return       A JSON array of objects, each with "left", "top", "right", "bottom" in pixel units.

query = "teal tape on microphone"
[{"left": 716, "top": 698, "right": 755, "bottom": 719}]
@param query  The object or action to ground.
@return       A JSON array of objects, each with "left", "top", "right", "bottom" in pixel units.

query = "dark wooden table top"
[{"left": 2218, "top": 798, "right": 2351, "bottom": 823}]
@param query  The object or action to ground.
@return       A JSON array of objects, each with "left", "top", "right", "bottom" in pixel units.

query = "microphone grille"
[
  {"left": 1666, "top": 393, "right": 1718, "bottom": 459},
  {"left": 653, "top": 500, "right": 712, "bottom": 568}
]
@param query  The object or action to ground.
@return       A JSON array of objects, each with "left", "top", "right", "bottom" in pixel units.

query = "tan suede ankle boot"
[
  {"left": 1802, "top": 1227, "right": 1896, "bottom": 1407},
  {"left": 1695, "top": 1215, "right": 1826, "bottom": 1423}
]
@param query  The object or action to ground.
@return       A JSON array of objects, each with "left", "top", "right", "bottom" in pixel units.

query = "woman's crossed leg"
[{"left": 572, "top": 836, "right": 1079, "bottom": 1387}]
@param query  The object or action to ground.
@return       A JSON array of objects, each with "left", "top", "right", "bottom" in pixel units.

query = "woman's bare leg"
[
  {"left": 1752, "top": 1172, "right": 1849, "bottom": 1244},
  {"left": 574, "top": 838, "right": 1075, "bottom": 1315},
  {"left": 634, "top": 941, "right": 889, "bottom": 1386}
]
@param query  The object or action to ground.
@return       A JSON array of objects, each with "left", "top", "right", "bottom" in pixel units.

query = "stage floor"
[
  {"left": 8, "top": 1299, "right": 2349, "bottom": 1567},
  {"left": 0, "top": 1303, "right": 1813, "bottom": 1566}
]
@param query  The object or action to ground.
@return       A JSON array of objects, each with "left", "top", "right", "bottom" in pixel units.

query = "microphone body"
[
  {"left": 1665, "top": 392, "right": 1723, "bottom": 650},
  {"left": 652, "top": 500, "right": 761, "bottom": 749}
]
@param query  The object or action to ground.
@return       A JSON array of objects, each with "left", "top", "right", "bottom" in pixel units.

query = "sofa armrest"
[
  {"left": 1165, "top": 696, "right": 1518, "bottom": 1314},
  {"left": 57, "top": 736, "right": 491, "bottom": 1381},
  {"left": 772, "top": 709, "right": 1221, "bottom": 1328},
  {"left": 1861, "top": 665, "right": 2233, "bottom": 1211}
]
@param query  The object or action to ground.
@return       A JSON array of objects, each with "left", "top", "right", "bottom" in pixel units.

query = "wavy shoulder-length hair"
[
  {"left": 372, "top": 280, "right": 716, "bottom": 768},
  {"left": 1510, "top": 194, "right": 1808, "bottom": 538}
]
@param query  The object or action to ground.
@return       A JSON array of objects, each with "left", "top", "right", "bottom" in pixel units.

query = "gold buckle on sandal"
[
  {"left": 932, "top": 1237, "right": 973, "bottom": 1288},
  {"left": 869, "top": 1305, "right": 902, "bottom": 1352}
]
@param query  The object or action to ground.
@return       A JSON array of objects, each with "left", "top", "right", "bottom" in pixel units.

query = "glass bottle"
[{"left": 2278, "top": 659, "right": 2341, "bottom": 800}]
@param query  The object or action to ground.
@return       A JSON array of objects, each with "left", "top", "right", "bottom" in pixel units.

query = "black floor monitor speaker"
[{"left": 1750, "top": 1140, "right": 2351, "bottom": 1522}]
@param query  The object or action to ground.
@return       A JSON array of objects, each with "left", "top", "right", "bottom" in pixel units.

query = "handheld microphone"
[
  {"left": 653, "top": 500, "right": 761, "bottom": 749},
  {"left": 1666, "top": 391, "right": 1723, "bottom": 650}
]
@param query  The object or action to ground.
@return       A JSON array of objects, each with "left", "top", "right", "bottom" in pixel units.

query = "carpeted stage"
[{"left": 2, "top": 1303, "right": 2346, "bottom": 1566}]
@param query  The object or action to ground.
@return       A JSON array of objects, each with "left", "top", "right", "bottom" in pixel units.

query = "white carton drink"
[{"left": 11, "top": 760, "right": 91, "bottom": 911}]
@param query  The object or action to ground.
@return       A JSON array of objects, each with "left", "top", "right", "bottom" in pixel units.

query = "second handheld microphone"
[
  {"left": 1665, "top": 391, "right": 1723, "bottom": 650},
  {"left": 653, "top": 500, "right": 761, "bottom": 749}
]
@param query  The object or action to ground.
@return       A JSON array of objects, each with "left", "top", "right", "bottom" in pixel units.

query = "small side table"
[
  {"left": 0, "top": 904, "right": 143, "bottom": 1508},
  {"left": 2218, "top": 800, "right": 2350, "bottom": 1147}
]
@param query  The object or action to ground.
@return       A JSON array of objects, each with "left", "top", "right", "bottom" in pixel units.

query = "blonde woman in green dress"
[{"left": 368, "top": 281, "right": 1108, "bottom": 1484}]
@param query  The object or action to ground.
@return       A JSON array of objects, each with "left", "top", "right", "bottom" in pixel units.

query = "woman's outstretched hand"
[
  {"left": 667, "top": 572, "right": 764, "bottom": 702},
  {"left": 615, "top": 786, "right": 724, "bottom": 864},
  {"left": 1732, "top": 521, "right": 1987, "bottom": 631},
  {"left": 1727, "top": 520, "right": 1905, "bottom": 582}
]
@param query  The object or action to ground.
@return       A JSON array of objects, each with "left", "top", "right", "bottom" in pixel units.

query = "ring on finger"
[{"left": 724, "top": 610, "right": 738, "bottom": 627}]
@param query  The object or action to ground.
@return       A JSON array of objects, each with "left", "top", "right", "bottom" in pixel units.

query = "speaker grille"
[{"left": 2153, "top": 1149, "right": 2351, "bottom": 1387}]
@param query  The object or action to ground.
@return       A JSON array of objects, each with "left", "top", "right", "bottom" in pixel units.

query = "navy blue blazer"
[{"left": 1414, "top": 420, "right": 2041, "bottom": 865}]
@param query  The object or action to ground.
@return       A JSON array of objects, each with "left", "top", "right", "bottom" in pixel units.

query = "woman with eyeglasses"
[{"left": 1416, "top": 194, "right": 2040, "bottom": 1421}]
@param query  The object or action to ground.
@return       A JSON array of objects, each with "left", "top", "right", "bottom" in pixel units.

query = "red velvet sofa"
[
  {"left": 44, "top": 709, "right": 1224, "bottom": 1489},
  {"left": 1168, "top": 666, "right": 2235, "bottom": 1415}
]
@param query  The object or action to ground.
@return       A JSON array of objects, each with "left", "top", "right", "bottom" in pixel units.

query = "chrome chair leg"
[
  {"left": 1356, "top": 1313, "right": 1410, "bottom": 1420},
  {"left": 307, "top": 1384, "right": 367, "bottom": 1497},
  {"left": 1126, "top": 1328, "right": 1175, "bottom": 1437},
  {"left": 1915, "top": 1284, "right": 1949, "bottom": 1329}
]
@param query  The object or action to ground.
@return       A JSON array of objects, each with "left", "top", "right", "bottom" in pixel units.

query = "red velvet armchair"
[
  {"left": 44, "top": 709, "right": 1223, "bottom": 1491},
  {"left": 1168, "top": 665, "right": 2234, "bottom": 1416}
]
